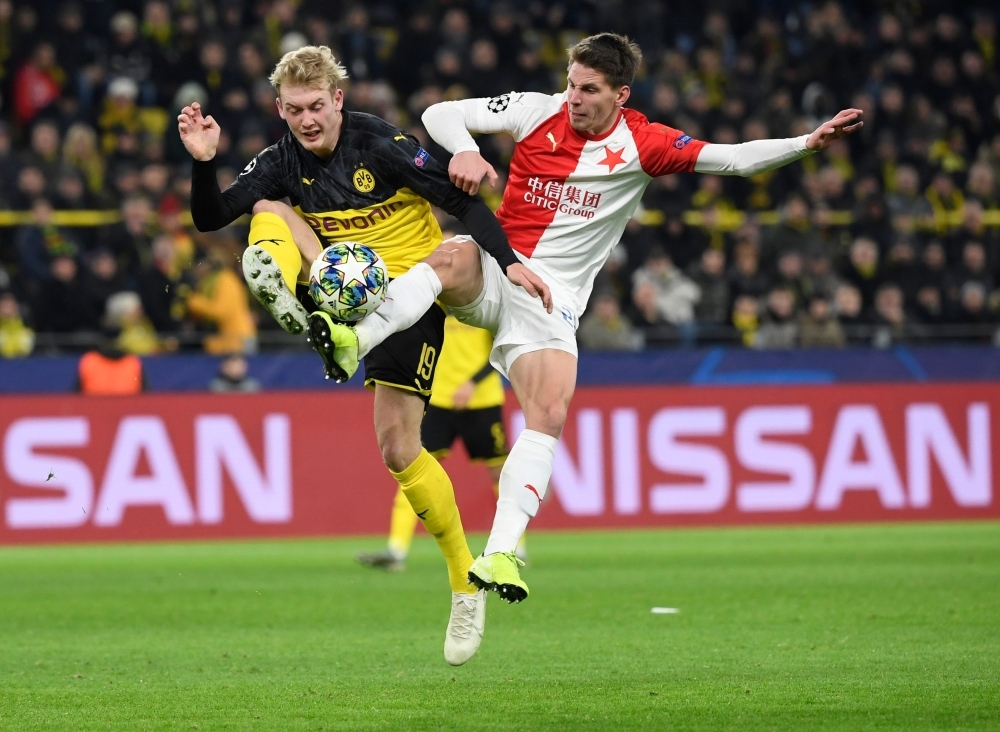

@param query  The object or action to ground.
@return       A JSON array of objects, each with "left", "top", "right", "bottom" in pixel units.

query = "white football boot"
[
  {"left": 241, "top": 245, "right": 309, "bottom": 335},
  {"left": 444, "top": 588, "right": 487, "bottom": 666}
]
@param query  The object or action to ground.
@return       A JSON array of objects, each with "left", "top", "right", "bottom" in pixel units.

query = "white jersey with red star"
[{"left": 429, "top": 91, "right": 708, "bottom": 315}]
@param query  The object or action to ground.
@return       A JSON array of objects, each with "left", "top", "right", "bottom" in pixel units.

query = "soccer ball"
[{"left": 308, "top": 242, "right": 389, "bottom": 322}]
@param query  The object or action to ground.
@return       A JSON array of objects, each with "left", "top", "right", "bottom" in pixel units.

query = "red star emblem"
[{"left": 598, "top": 146, "right": 626, "bottom": 173}]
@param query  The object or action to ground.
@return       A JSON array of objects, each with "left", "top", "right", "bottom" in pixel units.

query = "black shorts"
[
  {"left": 422, "top": 404, "right": 508, "bottom": 465},
  {"left": 363, "top": 303, "right": 446, "bottom": 400}
]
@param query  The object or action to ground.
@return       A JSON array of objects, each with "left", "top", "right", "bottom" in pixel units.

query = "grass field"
[{"left": 1, "top": 523, "right": 998, "bottom": 731}]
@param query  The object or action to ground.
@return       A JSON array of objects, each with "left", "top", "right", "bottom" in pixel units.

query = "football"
[{"left": 308, "top": 242, "right": 389, "bottom": 322}]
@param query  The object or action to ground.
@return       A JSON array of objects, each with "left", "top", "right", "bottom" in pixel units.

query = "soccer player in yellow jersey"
[
  {"left": 176, "top": 46, "right": 549, "bottom": 666},
  {"left": 357, "top": 317, "right": 527, "bottom": 572}
]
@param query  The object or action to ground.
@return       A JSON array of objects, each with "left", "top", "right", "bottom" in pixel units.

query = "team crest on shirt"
[
  {"left": 674, "top": 134, "right": 693, "bottom": 149},
  {"left": 353, "top": 167, "right": 376, "bottom": 192},
  {"left": 487, "top": 94, "right": 510, "bottom": 113}
]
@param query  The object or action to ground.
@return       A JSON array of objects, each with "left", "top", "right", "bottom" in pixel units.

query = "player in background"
[
  {"left": 357, "top": 316, "right": 526, "bottom": 573},
  {"left": 176, "top": 45, "right": 548, "bottom": 666},
  {"left": 308, "top": 32, "right": 863, "bottom": 604}
]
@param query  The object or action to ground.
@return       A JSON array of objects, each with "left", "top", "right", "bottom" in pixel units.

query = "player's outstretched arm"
[
  {"left": 180, "top": 102, "right": 261, "bottom": 232},
  {"left": 693, "top": 108, "right": 863, "bottom": 178}
]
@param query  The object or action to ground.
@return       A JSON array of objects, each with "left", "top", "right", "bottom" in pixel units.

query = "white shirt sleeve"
[
  {"left": 694, "top": 135, "right": 813, "bottom": 177},
  {"left": 421, "top": 92, "right": 563, "bottom": 154}
]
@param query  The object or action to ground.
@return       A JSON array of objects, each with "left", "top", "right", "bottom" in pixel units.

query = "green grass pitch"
[{"left": 1, "top": 523, "right": 998, "bottom": 731}]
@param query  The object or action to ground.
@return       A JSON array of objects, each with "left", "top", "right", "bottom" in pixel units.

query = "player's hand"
[
  {"left": 452, "top": 380, "right": 475, "bottom": 410},
  {"left": 449, "top": 151, "right": 498, "bottom": 196},
  {"left": 805, "top": 109, "right": 864, "bottom": 151},
  {"left": 506, "top": 263, "right": 553, "bottom": 313},
  {"left": 177, "top": 102, "right": 221, "bottom": 161}
]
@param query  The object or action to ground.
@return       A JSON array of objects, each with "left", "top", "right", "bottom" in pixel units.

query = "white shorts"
[{"left": 449, "top": 244, "right": 578, "bottom": 378}]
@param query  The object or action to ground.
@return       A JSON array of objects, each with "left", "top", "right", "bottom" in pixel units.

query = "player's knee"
[
  {"left": 377, "top": 425, "right": 421, "bottom": 473},
  {"left": 252, "top": 199, "right": 291, "bottom": 218},
  {"left": 426, "top": 239, "right": 477, "bottom": 290},
  {"left": 527, "top": 399, "right": 568, "bottom": 437}
]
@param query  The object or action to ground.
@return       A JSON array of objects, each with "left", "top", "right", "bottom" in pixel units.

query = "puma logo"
[
  {"left": 394, "top": 134, "right": 407, "bottom": 141},
  {"left": 546, "top": 132, "right": 559, "bottom": 151},
  {"left": 416, "top": 509, "right": 430, "bottom": 519},
  {"left": 302, "top": 177, "right": 315, "bottom": 185}
]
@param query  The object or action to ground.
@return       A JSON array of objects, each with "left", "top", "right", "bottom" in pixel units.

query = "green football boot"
[
  {"left": 306, "top": 311, "right": 360, "bottom": 383},
  {"left": 468, "top": 552, "right": 528, "bottom": 604}
]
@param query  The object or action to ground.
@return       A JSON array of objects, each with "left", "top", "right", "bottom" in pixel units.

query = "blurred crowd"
[{"left": 0, "top": 0, "right": 997, "bottom": 360}]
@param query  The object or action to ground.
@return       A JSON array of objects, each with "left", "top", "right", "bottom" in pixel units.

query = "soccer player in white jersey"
[{"left": 312, "top": 32, "right": 862, "bottom": 604}]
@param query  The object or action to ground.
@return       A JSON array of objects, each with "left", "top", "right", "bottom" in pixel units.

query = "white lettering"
[
  {"left": 4, "top": 417, "right": 93, "bottom": 529},
  {"left": 736, "top": 406, "right": 815, "bottom": 512},
  {"left": 94, "top": 417, "right": 194, "bottom": 526},
  {"left": 611, "top": 409, "right": 641, "bottom": 514},
  {"left": 816, "top": 405, "right": 905, "bottom": 510},
  {"left": 906, "top": 403, "right": 991, "bottom": 508},
  {"left": 511, "top": 410, "right": 604, "bottom": 516},
  {"left": 196, "top": 414, "right": 292, "bottom": 523},
  {"left": 647, "top": 407, "right": 729, "bottom": 513}
]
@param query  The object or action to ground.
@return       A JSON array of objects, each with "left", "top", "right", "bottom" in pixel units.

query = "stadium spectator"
[
  {"left": 833, "top": 282, "right": 866, "bottom": 341},
  {"left": 0, "top": 290, "right": 34, "bottom": 358},
  {"left": 629, "top": 280, "right": 675, "bottom": 348},
  {"left": 799, "top": 294, "right": 846, "bottom": 348},
  {"left": 16, "top": 197, "right": 81, "bottom": 283},
  {"left": 731, "top": 295, "right": 759, "bottom": 347},
  {"left": 754, "top": 286, "right": 799, "bottom": 349},
  {"left": 99, "top": 195, "right": 154, "bottom": 280},
  {"left": 842, "top": 236, "right": 883, "bottom": 308},
  {"left": 578, "top": 291, "right": 642, "bottom": 352},
  {"left": 81, "top": 248, "right": 127, "bottom": 324},
  {"left": 13, "top": 42, "right": 61, "bottom": 125},
  {"left": 104, "top": 290, "right": 160, "bottom": 356},
  {"left": 872, "top": 283, "right": 919, "bottom": 347},
  {"left": 33, "top": 253, "right": 97, "bottom": 334},
  {"left": 76, "top": 336, "right": 147, "bottom": 394},
  {"left": 183, "top": 248, "right": 257, "bottom": 355},
  {"left": 209, "top": 353, "right": 261, "bottom": 393},
  {"left": 728, "top": 240, "right": 770, "bottom": 300},
  {"left": 631, "top": 248, "right": 700, "bottom": 341},
  {"left": 688, "top": 248, "right": 730, "bottom": 326}
]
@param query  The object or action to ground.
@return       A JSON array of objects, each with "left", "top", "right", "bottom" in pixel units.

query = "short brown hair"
[
  {"left": 269, "top": 45, "right": 348, "bottom": 95},
  {"left": 567, "top": 33, "right": 642, "bottom": 88}
]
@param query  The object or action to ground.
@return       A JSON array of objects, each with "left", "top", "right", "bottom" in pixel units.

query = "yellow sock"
[
  {"left": 387, "top": 486, "right": 418, "bottom": 558},
  {"left": 392, "top": 449, "right": 475, "bottom": 594},
  {"left": 249, "top": 212, "right": 305, "bottom": 291}
]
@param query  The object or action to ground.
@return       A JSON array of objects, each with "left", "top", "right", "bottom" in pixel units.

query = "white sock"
[
  {"left": 355, "top": 263, "right": 442, "bottom": 357},
  {"left": 483, "top": 429, "right": 557, "bottom": 556}
]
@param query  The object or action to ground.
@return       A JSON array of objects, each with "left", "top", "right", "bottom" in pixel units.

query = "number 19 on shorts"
[{"left": 418, "top": 343, "right": 437, "bottom": 381}]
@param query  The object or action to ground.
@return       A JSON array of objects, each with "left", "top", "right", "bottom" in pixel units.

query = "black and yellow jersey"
[
  {"left": 429, "top": 316, "right": 504, "bottom": 411},
  {"left": 190, "top": 110, "right": 519, "bottom": 277}
]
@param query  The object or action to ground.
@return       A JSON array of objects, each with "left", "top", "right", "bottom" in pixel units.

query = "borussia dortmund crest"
[{"left": 353, "top": 168, "right": 376, "bottom": 192}]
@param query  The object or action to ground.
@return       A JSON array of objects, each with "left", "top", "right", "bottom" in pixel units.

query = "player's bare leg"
[
  {"left": 309, "top": 238, "right": 485, "bottom": 380},
  {"left": 469, "top": 349, "right": 576, "bottom": 603},
  {"left": 242, "top": 200, "right": 322, "bottom": 335},
  {"left": 373, "top": 384, "right": 487, "bottom": 665}
]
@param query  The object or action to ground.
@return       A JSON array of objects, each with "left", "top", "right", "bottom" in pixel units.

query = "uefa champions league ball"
[{"left": 308, "top": 242, "right": 389, "bottom": 322}]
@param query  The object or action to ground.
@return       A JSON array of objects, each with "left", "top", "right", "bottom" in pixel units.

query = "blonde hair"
[{"left": 269, "top": 45, "right": 348, "bottom": 95}]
